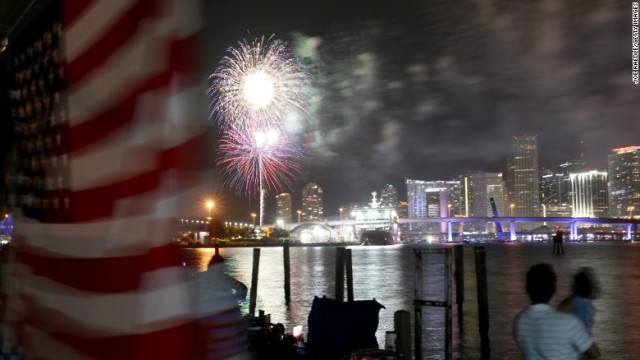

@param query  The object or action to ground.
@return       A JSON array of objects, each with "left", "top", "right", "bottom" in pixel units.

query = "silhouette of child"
[{"left": 559, "top": 267, "right": 599, "bottom": 335}]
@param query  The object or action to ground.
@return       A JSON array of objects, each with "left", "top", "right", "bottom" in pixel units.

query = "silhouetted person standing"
[
  {"left": 193, "top": 244, "right": 250, "bottom": 359},
  {"left": 553, "top": 230, "right": 565, "bottom": 255},
  {"left": 513, "top": 263, "right": 600, "bottom": 359}
]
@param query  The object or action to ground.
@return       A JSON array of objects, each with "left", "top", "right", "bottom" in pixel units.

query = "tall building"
[
  {"left": 608, "top": 146, "right": 640, "bottom": 218},
  {"left": 471, "top": 172, "right": 506, "bottom": 217},
  {"left": 406, "top": 179, "right": 462, "bottom": 219},
  {"left": 470, "top": 172, "right": 506, "bottom": 232},
  {"left": 556, "top": 159, "right": 586, "bottom": 205},
  {"left": 406, "top": 179, "right": 429, "bottom": 219},
  {"left": 506, "top": 135, "right": 540, "bottom": 219},
  {"left": 276, "top": 193, "right": 292, "bottom": 224},
  {"left": 540, "top": 159, "right": 586, "bottom": 217},
  {"left": 454, "top": 174, "right": 473, "bottom": 217},
  {"left": 540, "top": 169, "right": 561, "bottom": 207},
  {"left": 301, "top": 182, "right": 323, "bottom": 222},
  {"left": 397, "top": 201, "right": 408, "bottom": 218},
  {"left": 570, "top": 170, "right": 608, "bottom": 218},
  {"left": 379, "top": 184, "right": 399, "bottom": 210}
]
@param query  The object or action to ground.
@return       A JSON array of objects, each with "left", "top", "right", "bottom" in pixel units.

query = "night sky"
[
  {"left": 203, "top": 0, "right": 640, "bottom": 221},
  {"left": 2, "top": 1, "right": 638, "bottom": 221}
]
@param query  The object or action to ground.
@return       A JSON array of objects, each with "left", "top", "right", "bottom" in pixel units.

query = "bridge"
[{"left": 288, "top": 216, "right": 640, "bottom": 242}]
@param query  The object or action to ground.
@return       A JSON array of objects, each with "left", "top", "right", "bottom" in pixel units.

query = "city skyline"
[
  {"left": 0, "top": 3, "right": 638, "bottom": 359},
  {"left": 202, "top": 0, "right": 639, "bottom": 221},
  {"left": 1, "top": 1, "right": 637, "bottom": 223},
  {"left": 217, "top": 141, "right": 636, "bottom": 223}
]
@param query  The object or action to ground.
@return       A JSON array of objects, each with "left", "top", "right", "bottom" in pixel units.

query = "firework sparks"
[
  {"left": 208, "top": 36, "right": 311, "bottom": 131},
  {"left": 216, "top": 126, "right": 303, "bottom": 198}
]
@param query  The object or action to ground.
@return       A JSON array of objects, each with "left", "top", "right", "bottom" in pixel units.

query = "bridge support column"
[
  {"left": 447, "top": 222, "right": 453, "bottom": 242},
  {"left": 510, "top": 222, "right": 516, "bottom": 241},
  {"left": 570, "top": 222, "right": 578, "bottom": 240},
  {"left": 627, "top": 224, "right": 633, "bottom": 241},
  {"left": 635, "top": 223, "right": 638, "bottom": 242}
]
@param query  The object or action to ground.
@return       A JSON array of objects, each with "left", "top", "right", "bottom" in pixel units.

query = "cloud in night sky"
[{"left": 204, "top": 0, "right": 640, "bottom": 220}]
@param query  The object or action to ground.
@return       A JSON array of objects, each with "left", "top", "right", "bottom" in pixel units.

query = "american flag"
[{"left": 7, "top": 0, "right": 207, "bottom": 358}]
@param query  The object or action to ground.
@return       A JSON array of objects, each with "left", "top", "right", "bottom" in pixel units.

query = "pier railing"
[{"left": 414, "top": 248, "right": 453, "bottom": 360}]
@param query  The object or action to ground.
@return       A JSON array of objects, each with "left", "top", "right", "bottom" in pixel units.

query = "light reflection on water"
[{"left": 180, "top": 242, "right": 640, "bottom": 359}]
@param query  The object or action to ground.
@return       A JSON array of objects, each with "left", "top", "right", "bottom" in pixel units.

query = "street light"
[
  {"left": 297, "top": 210, "right": 302, "bottom": 223},
  {"left": 251, "top": 213, "right": 257, "bottom": 226},
  {"left": 206, "top": 200, "right": 214, "bottom": 218},
  {"left": 629, "top": 206, "right": 636, "bottom": 219},
  {"left": 339, "top": 207, "right": 344, "bottom": 221},
  {"left": 510, "top": 203, "right": 515, "bottom": 217},
  {"left": 205, "top": 201, "right": 214, "bottom": 242},
  {"left": 447, "top": 204, "right": 452, "bottom": 218}
]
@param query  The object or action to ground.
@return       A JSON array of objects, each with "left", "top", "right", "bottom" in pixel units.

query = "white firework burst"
[{"left": 208, "top": 36, "right": 312, "bottom": 131}]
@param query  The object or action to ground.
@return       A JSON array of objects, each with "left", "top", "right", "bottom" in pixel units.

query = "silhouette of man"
[
  {"left": 552, "top": 230, "right": 565, "bottom": 255},
  {"left": 513, "top": 263, "right": 600, "bottom": 359},
  {"left": 192, "top": 244, "right": 250, "bottom": 359}
]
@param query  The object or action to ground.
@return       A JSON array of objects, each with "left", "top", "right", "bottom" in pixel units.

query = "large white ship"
[{"left": 351, "top": 192, "right": 399, "bottom": 245}]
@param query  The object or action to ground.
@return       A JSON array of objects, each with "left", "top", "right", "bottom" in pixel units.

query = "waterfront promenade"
[{"left": 182, "top": 241, "right": 640, "bottom": 359}]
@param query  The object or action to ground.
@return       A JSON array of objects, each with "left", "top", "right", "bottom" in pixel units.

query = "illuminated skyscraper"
[
  {"left": 506, "top": 135, "right": 540, "bottom": 219},
  {"left": 608, "top": 146, "right": 640, "bottom": 218},
  {"left": 406, "top": 179, "right": 429, "bottom": 219},
  {"left": 276, "top": 193, "right": 292, "bottom": 224},
  {"left": 570, "top": 170, "right": 608, "bottom": 218},
  {"left": 471, "top": 172, "right": 506, "bottom": 217},
  {"left": 397, "top": 201, "right": 408, "bottom": 218},
  {"left": 540, "top": 169, "right": 560, "bottom": 207},
  {"left": 301, "top": 182, "right": 323, "bottom": 222},
  {"left": 406, "top": 179, "right": 461, "bottom": 219},
  {"left": 457, "top": 174, "right": 473, "bottom": 217},
  {"left": 556, "top": 159, "right": 586, "bottom": 205},
  {"left": 379, "top": 184, "right": 398, "bottom": 210},
  {"left": 470, "top": 172, "right": 506, "bottom": 232},
  {"left": 540, "top": 159, "right": 586, "bottom": 217}
]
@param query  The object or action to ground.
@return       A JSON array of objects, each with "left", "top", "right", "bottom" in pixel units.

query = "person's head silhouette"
[
  {"left": 526, "top": 263, "right": 557, "bottom": 304},
  {"left": 208, "top": 244, "right": 224, "bottom": 267}
]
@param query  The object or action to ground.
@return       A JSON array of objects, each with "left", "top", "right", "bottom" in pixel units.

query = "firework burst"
[
  {"left": 208, "top": 36, "right": 312, "bottom": 131},
  {"left": 216, "top": 126, "right": 303, "bottom": 198}
]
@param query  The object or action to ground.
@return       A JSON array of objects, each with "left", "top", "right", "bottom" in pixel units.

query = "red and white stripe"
[{"left": 8, "top": 0, "right": 207, "bottom": 358}]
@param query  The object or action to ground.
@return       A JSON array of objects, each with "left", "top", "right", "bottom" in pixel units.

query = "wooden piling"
[
  {"left": 414, "top": 249, "right": 423, "bottom": 360},
  {"left": 283, "top": 241, "right": 291, "bottom": 306},
  {"left": 454, "top": 244, "right": 464, "bottom": 327},
  {"left": 394, "top": 310, "right": 412, "bottom": 360},
  {"left": 249, "top": 248, "right": 260, "bottom": 316},
  {"left": 335, "top": 247, "right": 345, "bottom": 302},
  {"left": 413, "top": 248, "right": 454, "bottom": 360},
  {"left": 345, "top": 249, "right": 354, "bottom": 302},
  {"left": 445, "top": 248, "right": 453, "bottom": 360},
  {"left": 474, "top": 247, "right": 491, "bottom": 359}
]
